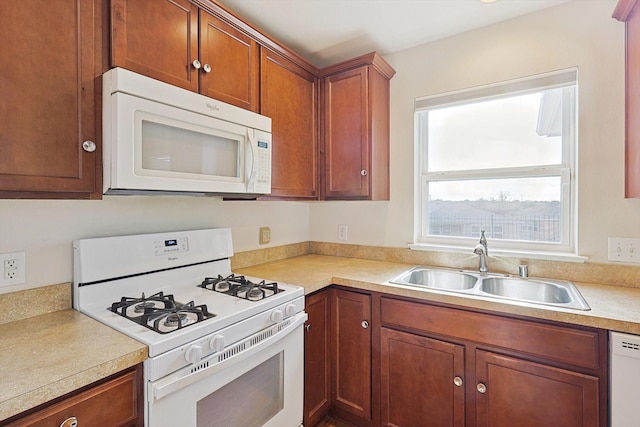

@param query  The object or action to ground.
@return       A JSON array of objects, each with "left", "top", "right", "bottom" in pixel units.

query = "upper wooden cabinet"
[
  {"left": 111, "top": 0, "right": 259, "bottom": 111},
  {"left": 320, "top": 53, "right": 395, "bottom": 200},
  {"left": 614, "top": 0, "right": 640, "bottom": 197},
  {"left": 0, "top": 0, "right": 103, "bottom": 198},
  {"left": 260, "top": 48, "right": 318, "bottom": 199}
]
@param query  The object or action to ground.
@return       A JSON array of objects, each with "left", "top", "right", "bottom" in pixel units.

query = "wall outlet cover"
[{"left": 0, "top": 251, "right": 26, "bottom": 286}]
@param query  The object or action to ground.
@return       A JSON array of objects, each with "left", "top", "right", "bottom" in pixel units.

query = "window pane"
[
  {"left": 427, "top": 177, "right": 562, "bottom": 243},
  {"left": 427, "top": 90, "right": 564, "bottom": 172}
]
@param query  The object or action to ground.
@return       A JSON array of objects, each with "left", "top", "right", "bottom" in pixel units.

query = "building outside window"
[{"left": 413, "top": 69, "right": 577, "bottom": 255}]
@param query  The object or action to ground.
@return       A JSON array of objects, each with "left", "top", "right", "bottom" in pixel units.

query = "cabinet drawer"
[
  {"left": 380, "top": 297, "right": 602, "bottom": 370},
  {"left": 6, "top": 368, "right": 142, "bottom": 427}
]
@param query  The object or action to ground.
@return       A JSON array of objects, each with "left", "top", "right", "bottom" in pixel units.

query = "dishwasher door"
[{"left": 610, "top": 331, "right": 640, "bottom": 427}]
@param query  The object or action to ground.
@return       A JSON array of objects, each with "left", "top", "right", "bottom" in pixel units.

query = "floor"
[{"left": 315, "top": 415, "right": 357, "bottom": 427}]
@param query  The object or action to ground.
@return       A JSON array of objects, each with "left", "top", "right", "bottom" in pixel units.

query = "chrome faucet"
[{"left": 473, "top": 230, "right": 489, "bottom": 273}]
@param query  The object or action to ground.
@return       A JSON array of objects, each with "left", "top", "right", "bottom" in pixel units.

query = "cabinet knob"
[
  {"left": 81, "top": 140, "right": 96, "bottom": 153},
  {"left": 305, "top": 323, "right": 312, "bottom": 332},
  {"left": 453, "top": 376, "right": 463, "bottom": 387},
  {"left": 361, "top": 320, "right": 369, "bottom": 329},
  {"left": 59, "top": 416, "right": 78, "bottom": 427},
  {"left": 477, "top": 383, "right": 487, "bottom": 394},
  {"left": 203, "top": 63, "right": 212, "bottom": 73},
  {"left": 192, "top": 59, "right": 202, "bottom": 70},
  {"left": 360, "top": 169, "right": 368, "bottom": 176}
]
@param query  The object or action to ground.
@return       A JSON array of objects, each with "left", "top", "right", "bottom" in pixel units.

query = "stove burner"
[
  {"left": 109, "top": 293, "right": 215, "bottom": 334},
  {"left": 110, "top": 292, "right": 176, "bottom": 318},
  {"left": 199, "top": 275, "right": 283, "bottom": 301},
  {"left": 164, "top": 312, "right": 188, "bottom": 327},
  {"left": 134, "top": 301, "right": 157, "bottom": 313}
]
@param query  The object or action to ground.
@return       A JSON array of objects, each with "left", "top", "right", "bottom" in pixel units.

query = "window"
[{"left": 414, "top": 69, "right": 577, "bottom": 255}]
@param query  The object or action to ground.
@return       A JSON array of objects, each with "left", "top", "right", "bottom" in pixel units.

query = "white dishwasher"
[{"left": 610, "top": 331, "right": 640, "bottom": 427}]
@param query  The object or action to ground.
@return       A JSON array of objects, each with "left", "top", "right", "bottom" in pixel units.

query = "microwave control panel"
[{"left": 256, "top": 140, "right": 271, "bottom": 185}]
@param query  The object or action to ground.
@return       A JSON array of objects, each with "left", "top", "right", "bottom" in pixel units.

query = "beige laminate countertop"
[
  {"left": 236, "top": 254, "right": 640, "bottom": 335},
  {"left": 0, "top": 309, "right": 147, "bottom": 422}
]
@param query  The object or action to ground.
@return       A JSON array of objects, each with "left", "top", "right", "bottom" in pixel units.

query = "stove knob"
[
  {"left": 185, "top": 344, "right": 203, "bottom": 364},
  {"left": 271, "top": 309, "right": 284, "bottom": 323},
  {"left": 209, "top": 334, "right": 225, "bottom": 352},
  {"left": 284, "top": 304, "right": 297, "bottom": 317}
]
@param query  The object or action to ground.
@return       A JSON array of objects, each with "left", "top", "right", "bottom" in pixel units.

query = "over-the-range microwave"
[{"left": 102, "top": 67, "right": 272, "bottom": 196}]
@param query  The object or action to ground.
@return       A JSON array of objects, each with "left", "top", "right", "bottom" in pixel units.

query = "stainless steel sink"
[
  {"left": 390, "top": 267, "right": 590, "bottom": 311},
  {"left": 393, "top": 268, "right": 478, "bottom": 291},
  {"left": 478, "top": 277, "right": 590, "bottom": 310}
]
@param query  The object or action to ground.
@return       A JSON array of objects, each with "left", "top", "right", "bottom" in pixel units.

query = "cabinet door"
[
  {"left": 6, "top": 367, "right": 142, "bottom": 427},
  {"left": 331, "top": 289, "right": 372, "bottom": 422},
  {"left": 380, "top": 328, "right": 465, "bottom": 427},
  {"left": 261, "top": 49, "right": 318, "bottom": 199},
  {"left": 323, "top": 67, "right": 370, "bottom": 199},
  {"left": 199, "top": 10, "right": 259, "bottom": 111},
  {"left": 475, "top": 350, "right": 600, "bottom": 427},
  {"left": 0, "top": 0, "right": 101, "bottom": 196},
  {"left": 304, "top": 290, "right": 331, "bottom": 427},
  {"left": 111, "top": 0, "right": 199, "bottom": 92}
]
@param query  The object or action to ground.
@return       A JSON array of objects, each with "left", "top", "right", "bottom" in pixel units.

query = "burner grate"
[
  {"left": 109, "top": 292, "right": 215, "bottom": 334},
  {"left": 199, "top": 274, "right": 283, "bottom": 301}
]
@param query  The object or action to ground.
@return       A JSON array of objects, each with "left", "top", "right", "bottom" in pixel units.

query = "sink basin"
[
  {"left": 480, "top": 277, "right": 573, "bottom": 304},
  {"left": 390, "top": 267, "right": 590, "bottom": 311},
  {"left": 391, "top": 268, "right": 478, "bottom": 291}
]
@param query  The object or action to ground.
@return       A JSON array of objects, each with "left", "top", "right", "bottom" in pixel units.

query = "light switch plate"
[{"left": 259, "top": 227, "right": 271, "bottom": 245}]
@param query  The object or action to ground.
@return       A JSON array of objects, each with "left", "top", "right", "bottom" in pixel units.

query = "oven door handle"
[{"left": 150, "top": 311, "right": 307, "bottom": 401}]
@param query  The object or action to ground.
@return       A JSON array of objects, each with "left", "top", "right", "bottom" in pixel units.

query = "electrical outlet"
[
  {"left": 259, "top": 227, "right": 271, "bottom": 245},
  {"left": 0, "top": 252, "right": 26, "bottom": 286},
  {"left": 608, "top": 237, "right": 640, "bottom": 263},
  {"left": 338, "top": 224, "right": 348, "bottom": 241}
]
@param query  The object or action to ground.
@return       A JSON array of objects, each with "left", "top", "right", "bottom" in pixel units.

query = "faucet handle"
[{"left": 479, "top": 230, "right": 487, "bottom": 245}]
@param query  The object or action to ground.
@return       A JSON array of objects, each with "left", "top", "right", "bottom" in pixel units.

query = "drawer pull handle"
[
  {"left": 60, "top": 416, "right": 78, "bottom": 427},
  {"left": 361, "top": 320, "right": 369, "bottom": 329},
  {"left": 203, "top": 63, "right": 212, "bottom": 73},
  {"left": 305, "top": 323, "right": 312, "bottom": 332},
  {"left": 192, "top": 59, "right": 202, "bottom": 70},
  {"left": 477, "top": 383, "right": 487, "bottom": 394},
  {"left": 453, "top": 376, "right": 463, "bottom": 387}
]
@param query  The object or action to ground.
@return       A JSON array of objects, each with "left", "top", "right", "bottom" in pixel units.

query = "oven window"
[
  {"left": 141, "top": 120, "right": 240, "bottom": 178},
  {"left": 196, "top": 352, "right": 284, "bottom": 427}
]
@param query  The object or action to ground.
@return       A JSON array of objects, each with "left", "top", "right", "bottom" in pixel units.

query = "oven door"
[{"left": 147, "top": 312, "right": 306, "bottom": 427}]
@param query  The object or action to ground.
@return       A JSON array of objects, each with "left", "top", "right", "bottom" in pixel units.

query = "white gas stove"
[{"left": 73, "top": 228, "right": 306, "bottom": 427}]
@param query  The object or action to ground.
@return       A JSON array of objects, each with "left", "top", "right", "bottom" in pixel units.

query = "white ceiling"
[{"left": 218, "top": 0, "right": 573, "bottom": 68}]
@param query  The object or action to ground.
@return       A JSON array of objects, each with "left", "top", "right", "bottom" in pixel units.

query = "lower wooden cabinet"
[
  {"left": 331, "top": 289, "right": 372, "bottom": 424},
  {"left": 304, "top": 290, "right": 607, "bottom": 427},
  {"left": 380, "top": 327, "right": 465, "bottom": 427},
  {"left": 5, "top": 365, "right": 143, "bottom": 427},
  {"left": 475, "top": 350, "right": 600, "bottom": 427},
  {"left": 304, "top": 289, "right": 331, "bottom": 427},
  {"left": 380, "top": 296, "right": 607, "bottom": 427}
]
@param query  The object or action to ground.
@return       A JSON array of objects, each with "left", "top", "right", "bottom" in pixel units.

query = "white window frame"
[{"left": 412, "top": 69, "right": 581, "bottom": 261}]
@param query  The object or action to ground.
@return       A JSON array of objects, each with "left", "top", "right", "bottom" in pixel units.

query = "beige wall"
[
  {"left": 310, "top": 0, "right": 638, "bottom": 264},
  {"left": 0, "top": 198, "right": 309, "bottom": 293}
]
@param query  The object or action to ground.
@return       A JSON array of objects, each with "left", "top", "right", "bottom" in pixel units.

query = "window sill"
[{"left": 409, "top": 243, "right": 588, "bottom": 263}]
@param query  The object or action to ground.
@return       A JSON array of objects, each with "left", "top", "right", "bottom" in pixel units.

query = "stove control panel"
[{"left": 154, "top": 236, "right": 189, "bottom": 256}]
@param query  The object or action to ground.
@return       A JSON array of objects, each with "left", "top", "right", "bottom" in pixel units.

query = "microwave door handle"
[{"left": 246, "top": 129, "right": 258, "bottom": 193}]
